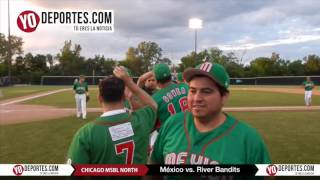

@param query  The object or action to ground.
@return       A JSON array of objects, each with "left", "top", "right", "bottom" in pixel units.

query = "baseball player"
[
  {"left": 150, "top": 63, "right": 271, "bottom": 179},
  {"left": 73, "top": 75, "right": 88, "bottom": 119},
  {"left": 152, "top": 63, "right": 189, "bottom": 127},
  {"left": 302, "top": 76, "right": 315, "bottom": 107},
  {"left": 137, "top": 71, "right": 157, "bottom": 95},
  {"left": 67, "top": 66, "right": 157, "bottom": 165}
]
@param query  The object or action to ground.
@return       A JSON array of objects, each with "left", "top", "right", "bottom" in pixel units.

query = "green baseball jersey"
[
  {"left": 303, "top": 81, "right": 314, "bottom": 91},
  {"left": 151, "top": 111, "right": 271, "bottom": 180},
  {"left": 67, "top": 106, "right": 156, "bottom": 164},
  {"left": 152, "top": 83, "right": 189, "bottom": 124},
  {"left": 73, "top": 82, "right": 88, "bottom": 94},
  {"left": 152, "top": 111, "right": 271, "bottom": 165}
]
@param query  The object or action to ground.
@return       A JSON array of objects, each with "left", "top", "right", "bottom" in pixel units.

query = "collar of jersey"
[
  {"left": 187, "top": 111, "right": 237, "bottom": 138},
  {"left": 100, "top": 108, "right": 127, "bottom": 117}
]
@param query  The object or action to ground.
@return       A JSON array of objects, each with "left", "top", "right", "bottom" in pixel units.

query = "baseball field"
[{"left": 1, "top": 85, "right": 320, "bottom": 164}]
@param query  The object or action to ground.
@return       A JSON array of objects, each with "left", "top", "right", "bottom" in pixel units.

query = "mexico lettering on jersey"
[
  {"left": 152, "top": 111, "right": 271, "bottom": 165},
  {"left": 152, "top": 83, "right": 189, "bottom": 125}
]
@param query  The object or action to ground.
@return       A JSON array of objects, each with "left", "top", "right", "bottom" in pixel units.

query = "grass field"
[
  {"left": 1, "top": 111, "right": 319, "bottom": 164},
  {"left": 23, "top": 87, "right": 320, "bottom": 107},
  {"left": 22, "top": 88, "right": 100, "bottom": 108},
  {"left": 0, "top": 85, "right": 69, "bottom": 101}
]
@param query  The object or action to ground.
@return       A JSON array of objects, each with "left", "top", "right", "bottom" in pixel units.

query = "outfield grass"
[
  {"left": 230, "top": 111, "right": 320, "bottom": 163},
  {"left": 23, "top": 88, "right": 100, "bottom": 108},
  {"left": 24, "top": 88, "right": 320, "bottom": 108},
  {"left": 0, "top": 85, "right": 68, "bottom": 101},
  {"left": 227, "top": 90, "right": 320, "bottom": 107},
  {"left": 0, "top": 113, "right": 100, "bottom": 164},
  {"left": 1, "top": 111, "right": 319, "bottom": 164}
]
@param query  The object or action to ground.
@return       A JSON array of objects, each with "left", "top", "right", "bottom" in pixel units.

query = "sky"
[{"left": 1, "top": 0, "right": 320, "bottom": 65}]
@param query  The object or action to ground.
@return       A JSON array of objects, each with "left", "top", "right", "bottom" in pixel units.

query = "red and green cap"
[
  {"left": 183, "top": 62, "right": 230, "bottom": 90},
  {"left": 153, "top": 63, "right": 171, "bottom": 81}
]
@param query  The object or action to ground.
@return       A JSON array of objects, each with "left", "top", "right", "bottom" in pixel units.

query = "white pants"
[
  {"left": 304, "top": 90, "right": 312, "bottom": 106},
  {"left": 148, "top": 130, "right": 159, "bottom": 155},
  {"left": 75, "top": 94, "right": 86, "bottom": 118}
]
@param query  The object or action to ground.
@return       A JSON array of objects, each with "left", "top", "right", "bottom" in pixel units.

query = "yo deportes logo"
[
  {"left": 17, "top": 10, "right": 40, "bottom": 32},
  {"left": 13, "top": 164, "right": 24, "bottom": 176},
  {"left": 16, "top": 10, "right": 113, "bottom": 33},
  {"left": 266, "top": 164, "right": 277, "bottom": 176}
]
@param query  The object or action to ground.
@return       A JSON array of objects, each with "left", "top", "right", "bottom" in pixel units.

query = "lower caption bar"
[{"left": 73, "top": 165, "right": 258, "bottom": 176}]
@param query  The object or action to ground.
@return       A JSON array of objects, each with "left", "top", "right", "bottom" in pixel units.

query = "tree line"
[{"left": 1, "top": 33, "right": 320, "bottom": 84}]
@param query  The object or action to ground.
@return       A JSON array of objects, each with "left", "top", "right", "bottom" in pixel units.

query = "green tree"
[
  {"left": 56, "top": 40, "right": 85, "bottom": 75},
  {"left": 288, "top": 60, "right": 305, "bottom": 75},
  {"left": 0, "top": 33, "right": 24, "bottom": 76},
  {"left": 304, "top": 54, "right": 320, "bottom": 75},
  {"left": 136, "top": 41, "right": 163, "bottom": 71}
]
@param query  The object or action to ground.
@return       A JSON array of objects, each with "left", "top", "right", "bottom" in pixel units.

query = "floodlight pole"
[
  {"left": 7, "top": 0, "right": 12, "bottom": 85},
  {"left": 195, "top": 29, "right": 197, "bottom": 54}
]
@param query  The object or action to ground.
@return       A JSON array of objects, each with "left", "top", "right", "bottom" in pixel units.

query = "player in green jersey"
[
  {"left": 73, "top": 75, "right": 88, "bottom": 119},
  {"left": 152, "top": 63, "right": 189, "bottom": 127},
  {"left": 302, "top": 76, "right": 315, "bottom": 107},
  {"left": 67, "top": 66, "right": 157, "bottom": 164},
  {"left": 150, "top": 62, "right": 271, "bottom": 179}
]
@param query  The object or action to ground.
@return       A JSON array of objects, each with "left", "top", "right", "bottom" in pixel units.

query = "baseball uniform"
[
  {"left": 73, "top": 81, "right": 88, "bottom": 119},
  {"left": 152, "top": 83, "right": 189, "bottom": 125},
  {"left": 302, "top": 80, "right": 314, "bottom": 106},
  {"left": 67, "top": 106, "right": 156, "bottom": 164},
  {"left": 152, "top": 111, "right": 271, "bottom": 164}
]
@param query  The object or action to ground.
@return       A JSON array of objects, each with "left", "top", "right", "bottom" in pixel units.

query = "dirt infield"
[{"left": 1, "top": 87, "right": 319, "bottom": 125}]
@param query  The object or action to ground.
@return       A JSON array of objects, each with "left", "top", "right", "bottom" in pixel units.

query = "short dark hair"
[
  {"left": 190, "top": 75, "right": 229, "bottom": 96},
  {"left": 157, "top": 75, "right": 172, "bottom": 84},
  {"left": 99, "top": 76, "right": 125, "bottom": 102}
]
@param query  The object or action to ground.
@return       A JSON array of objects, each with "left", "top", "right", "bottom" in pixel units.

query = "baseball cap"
[
  {"left": 183, "top": 62, "right": 230, "bottom": 90},
  {"left": 79, "top": 75, "right": 85, "bottom": 79},
  {"left": 153, "top": 63, "right": 171, "bottom": 81}
]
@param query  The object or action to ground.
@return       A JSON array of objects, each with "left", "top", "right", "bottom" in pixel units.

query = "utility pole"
[{"left": 7, "top": 0, "right": 12, "bottom": 85}]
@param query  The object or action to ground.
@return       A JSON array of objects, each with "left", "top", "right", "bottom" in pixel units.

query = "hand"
[
  {"left": 137, "top": 71, "right": 154, "bottom": 87},
  {"left": 113, "top": 66, "right": 131, "bottom": 82}
]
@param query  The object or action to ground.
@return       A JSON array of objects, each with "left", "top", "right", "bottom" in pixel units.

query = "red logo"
[
  {"left": 13, "top": 165, "right": 24, "bottom": 176},
  {"left": 266, "top": 164, "right": 277, "bottom": 176},
  {"left": 17, "top": 10, "right": 40, "bottom": 32}
]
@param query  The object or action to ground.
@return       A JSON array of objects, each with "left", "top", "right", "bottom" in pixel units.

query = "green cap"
[
  {"left": 79, "top": 75, "right": 85, "bottom": 79},
  {"left": 177, "top": 72, "right": 183, "bottom": 82},
  {"left": 153, "top": 63, "right": 171, "bottom": 81},
  {"left": 183, "top": 62, "right": 230, "bottom": 90}
]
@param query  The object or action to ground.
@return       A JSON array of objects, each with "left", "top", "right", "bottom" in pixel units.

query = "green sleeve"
[
  {"left": 73, "top": 83, "right": 77, "bottom": 91},
  {"left": 247, "top": 129, "right": 272, "bottom": 164},
  {"left": 67, "top": 127, "right": 90, "bottom": 164},
  {"left": 134, "top": 106, "right": 157, "bottom": 132}
]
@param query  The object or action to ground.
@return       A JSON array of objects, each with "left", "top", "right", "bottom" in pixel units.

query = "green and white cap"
[
  {"left": 183, "top": 62, "right": 230, "bottom": 90},
  {"left": 153, "top": 63, "right": 171, "bottom": 81}
]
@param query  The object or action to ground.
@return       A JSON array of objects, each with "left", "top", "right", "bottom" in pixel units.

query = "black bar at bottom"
[{"left": 146, "top": 165, "right": 258, "bottom": 176}]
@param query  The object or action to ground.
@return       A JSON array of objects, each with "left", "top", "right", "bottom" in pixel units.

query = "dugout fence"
[{"left": 41, "top": 75, "right": 320, "bottom": 86}]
